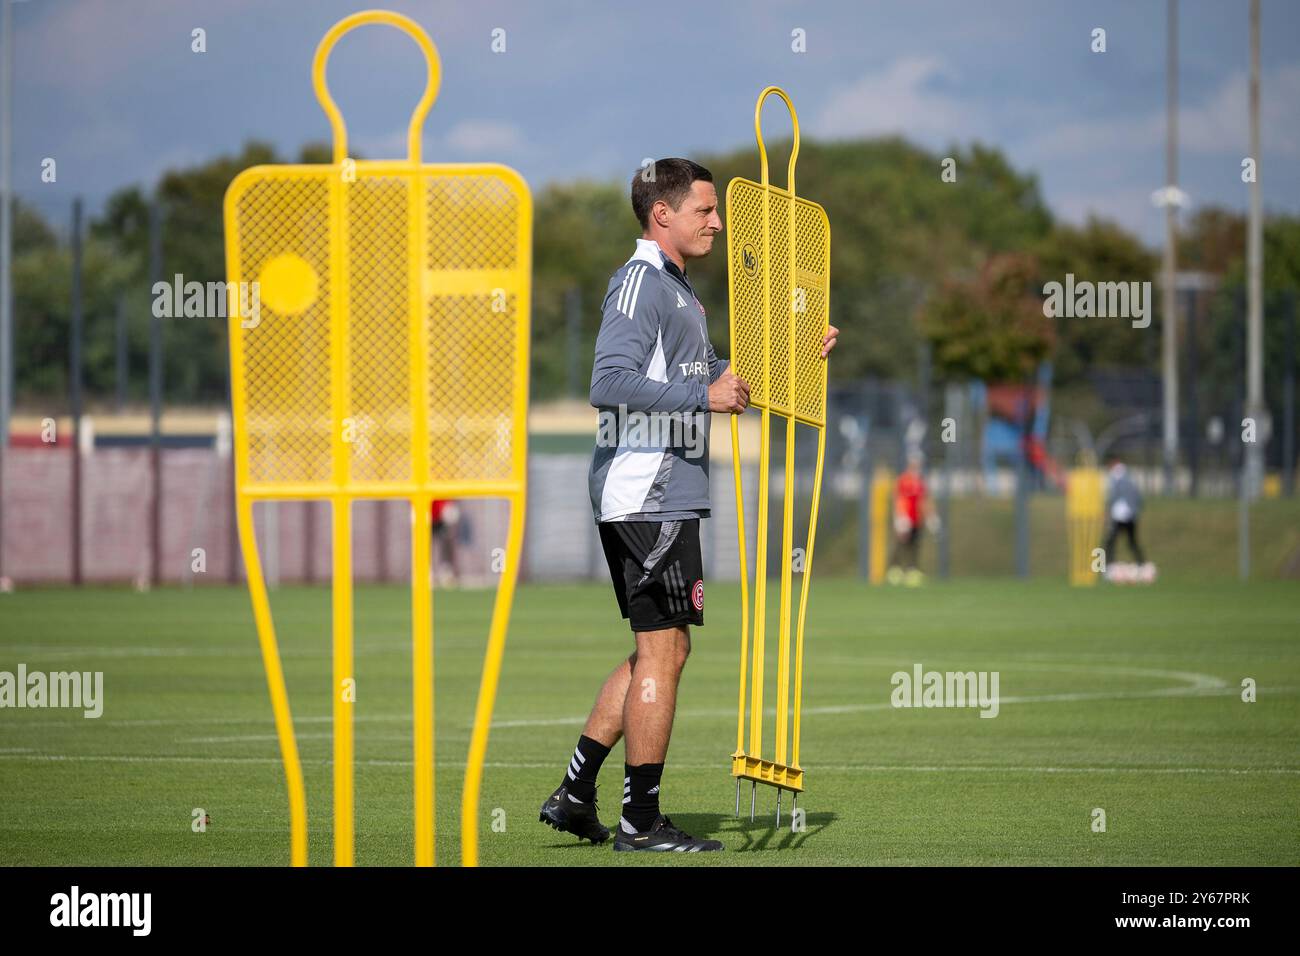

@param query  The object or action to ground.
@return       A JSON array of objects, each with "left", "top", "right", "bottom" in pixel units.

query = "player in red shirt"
[
  {"left": 889, "top": 453, "right": 928, "bottom": 585},
  {"left": 430, "top": 499, "right": 460, "bottom": 586}
]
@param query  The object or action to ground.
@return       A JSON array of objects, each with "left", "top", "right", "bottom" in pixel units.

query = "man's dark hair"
[{"left": 631, "top": 158, "right": 713, "bottom": 230}]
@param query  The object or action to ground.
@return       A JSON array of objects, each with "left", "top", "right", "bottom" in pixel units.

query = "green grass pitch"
[{"left": 1, "top": 577, "right": 1296, "bottom": 866}]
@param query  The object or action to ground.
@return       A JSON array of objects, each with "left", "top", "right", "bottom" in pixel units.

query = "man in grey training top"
[
  {"left": 539, "top": 158, "right": 839, "bottom": 852},
  {"left": 1103, "top": 455, "right": 1147, "bottom": 567}
]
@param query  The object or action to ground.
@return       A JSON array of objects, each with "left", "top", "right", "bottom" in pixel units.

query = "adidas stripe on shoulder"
[{"left": 614, "top": 263, "right": 654, "bottom": 320}]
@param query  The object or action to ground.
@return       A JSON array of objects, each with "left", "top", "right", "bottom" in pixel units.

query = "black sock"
[
  {"left": 621, "top": 762, "right": 664, "bottom": 832},
  {"left": 560, "top": 734, "right": 610, "bottom": 801}
]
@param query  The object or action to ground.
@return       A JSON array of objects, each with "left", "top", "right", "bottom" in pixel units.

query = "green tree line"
[{"left": 10, "top": 137, "right": 1299, "bottom": 434}]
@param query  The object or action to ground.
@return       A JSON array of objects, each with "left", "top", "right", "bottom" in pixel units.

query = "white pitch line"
[
  {"left": 177, "top": 730, "right": 470, "bottom": 744},
  {"left": 6, "top": 681, "right": 1282, "bottom": 733},
  {"left": 3, "top": 668, "right": 1285, "bottom": 733},
  {"left": 801, "top": 764, "right": 1300, "bottom": 776},
  {"left": 6, "top": 713, "right": 418, "bottom": 729},
  {"left": 807, "top": 660, "right": 1228, "bottom": 692},
  {"left": 0, "top": 753, "right": 1296, "bottom": 776},
  {"left": 488, "top": 682, "right": 1257, "bottom": 729},
  {"left": 0, "top": 638, "right": 595, "bottom": 661},
  {"left": 0, "top": 641, "right": 427, "bottom": 661},
  {"left": 98, "top": 678, "right": 1251, "bottom": 740},
  {"left": 174, "top": 733, "right": 468, "bottom": 744}
]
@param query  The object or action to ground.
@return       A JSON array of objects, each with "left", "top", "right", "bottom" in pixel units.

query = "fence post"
[
  {"left": 1185, "top": 287, "right": 1200, "bottom": 497},
  {"left": 70, "top": 198, "right": 83, "bottom": 586},
  {"left": 376, "top": 501, "right": 389, "bottom": 583},
  {"left": 1284, "top": 291, "right": 1295, "bottom": 497},
  {"left": 148, "top": 202, "right": 163, "bottom": 586},
  {"left": 1015, "top": 386, "right": 1029, "bottom": 579},
  {"left": 858, "top": 426, "right": 871, "bottom": 580},
  {"left": 565, "top": 287, "right": 581, "bottom": 399},
  {"left": 114, "top": 295, "right": 127, "bottom": 412},
  {"left": 1238, "top": 464, "right": 1251, "bottom": 581},
  {"left": 939, "top": 384, "right": 957, "bottom": 580}
]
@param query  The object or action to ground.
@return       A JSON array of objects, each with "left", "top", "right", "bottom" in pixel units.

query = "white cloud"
[
  {"left": 361, "top": 128, "right": 412, "bottom": 160},
  {"left": 20, "top": 0, "right": 264, "bottom": 89},
  {"left": 1180, "top": 65, "right": 1300, "bottom": 158},
  {"left": 1021, "top": 65, "right": 1300, "bottom": 164},
  {"left": 810, "top": 56, "right": 980, "bottom": 142},
  {"left": 1052, "top": 186, "right": 1167, "bottom": 238},
  {"left": 1019, "top": 115, "right": 1161, "bottom": 164},
  {"left": 443, "top": 120, "right": 527, "bottom": 155},
  {"left": 313, "top": 120, "right": 529, "bottom": 164}
]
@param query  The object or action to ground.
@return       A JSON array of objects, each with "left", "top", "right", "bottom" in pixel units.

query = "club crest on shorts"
[{"left": 692, "top": 579, "right": 704, "bottom": 611}]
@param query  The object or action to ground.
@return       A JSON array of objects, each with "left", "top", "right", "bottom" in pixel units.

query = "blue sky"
[{"left": 8, "top": 0, "right": 1300, "bottom": 245}]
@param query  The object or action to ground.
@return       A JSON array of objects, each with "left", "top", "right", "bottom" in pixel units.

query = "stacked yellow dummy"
[{"left": 726, "top": 88, "right": 831, "bottom": 826}]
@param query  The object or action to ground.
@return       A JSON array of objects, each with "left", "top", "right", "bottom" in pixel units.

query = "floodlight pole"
[
  {"left": 70, "top": 199, "right": 83, "bottom": 586},
  {"left": 1244, "top": 0, "right": 1265, "bottom": 498},
  {"left": 0, "top": 0, "right": 13, "bottom": 584},
  {"left": 149, "top": 202, "right": 163, "bottom": 586},
  {"left": 1160, "top": 0, "right": 1180, "bottom": 496},
  {"left": 0, "top": 0, "right": 12, "bottom": 453},
  {"left": 1240, "top": 0, "right": 1264, "bottom": 580}
]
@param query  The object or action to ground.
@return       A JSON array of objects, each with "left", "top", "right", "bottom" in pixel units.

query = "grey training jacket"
[
  {"left": 1106, "top": 465, "right": 1142, "bottom": 522},
  {"left": 587, "top": 239, "right": 729, "bottom": 522}
]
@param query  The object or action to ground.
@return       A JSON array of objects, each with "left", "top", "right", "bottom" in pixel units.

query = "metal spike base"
[
  {"left": 730, "top": 752, "right": 805, "bottom": 791},
  {"left": 732, "top": 753, "right": 805, "bottom": 829}
]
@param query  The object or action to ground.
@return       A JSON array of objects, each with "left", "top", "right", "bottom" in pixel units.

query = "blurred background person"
[
  {"left": 1102, "top": 456, "right": 1148, "bottom": 571},
  {"left": 431, "top": 498, "right": 461, "bottom": 587},
  {"left": 888, "top": 452, "right": 929, "bottom": 586}
]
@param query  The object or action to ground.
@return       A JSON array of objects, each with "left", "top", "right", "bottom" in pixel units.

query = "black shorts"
[{"left": 598, "top": 518, "right": 705, "bottom": 632}]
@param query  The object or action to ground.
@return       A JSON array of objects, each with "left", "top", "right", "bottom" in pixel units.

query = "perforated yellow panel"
[
  {"left": 727, "top": 180, "right": 830, "bottom": 425},
  {"left": 234, "top": 174, "right": 334, "bottom": 486},
  {"left": 227, "top": 165, "right": 530, "bottom": 496},
  {"left": 425, "top": 175, "right": 524, "bottom": 483},
  {"left": 347, "top": 175, "right": 411, "bottom": 486}
]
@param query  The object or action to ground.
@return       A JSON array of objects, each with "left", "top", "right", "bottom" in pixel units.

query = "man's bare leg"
[
  {"left": 623, "top": 625, "right": 690, "bottom": 763},
  {"left": 579, "top": 621, "right": 690, "bottom": 753},
  {"left": 580, "top": 650, "right": 637, "bottom": 748},
  {"left": 615, "top": 624, "right": 692, "bottom": 841},
  {"left": 540, "top": 650, "right": 644, "bottom": 844},
  {"left": 541, "top": 625, "right": 694, "bottom": 845}
]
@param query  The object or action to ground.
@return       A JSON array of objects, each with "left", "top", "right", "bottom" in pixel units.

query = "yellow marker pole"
[
  {"left": 1067, "top": 468, "right": 1104, "bottom": 586},
  {"left": 870, "top": 469, "right": 892, "bottom": 584},
  {"left": 330, "top": 169, "right": 352, "bottom": 868},
  {"left": 728, "top": 165, "right": 751, "bottom": 768},
  {"left": 331, "top": 499, "right": 354, "bottom": 867},
  {"left": 237, "top": 498, "right": 309, "bottom": 866},
  {"left": 462, "top": 174, "right": 532, "bottom": 865},
  {"left": 770, "top": 88, "right": 800, "bottom": 771},
  {"left": 790, "top": 426, "right": 826, "bottom": 768},
  {"left": 403, "top": 39, "right": 435, "bottom": 864},
  {"left": 412, "top": 497, "right": 434, "bottom": 865},
  {"left": 461, "top": 492, "right": 526, "bottom": 866},
  {"left": 749, "top": 169, "right": 771, "bottom": 763},
  {"left": 730, "top": 421, "right": 750, "bottom": 763},
  {"left": 225, "top": 187, "right": 310, "bottom": 865}
]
